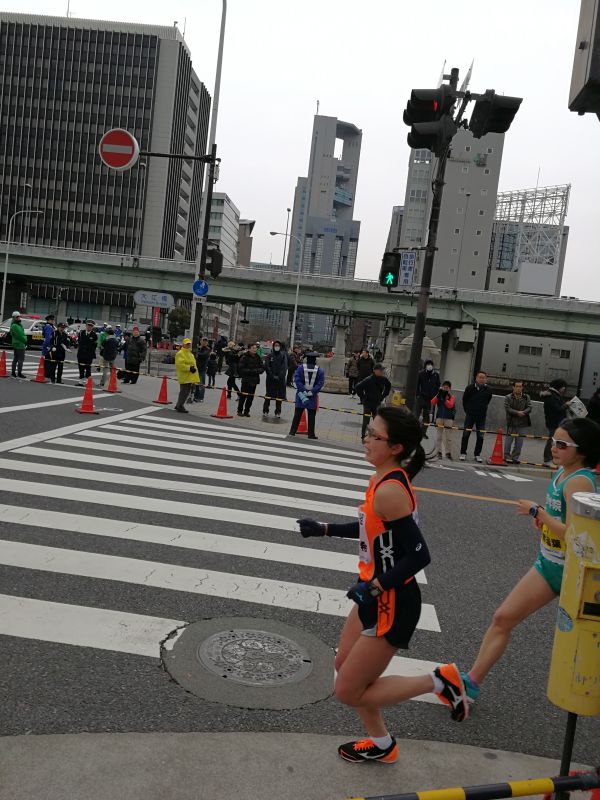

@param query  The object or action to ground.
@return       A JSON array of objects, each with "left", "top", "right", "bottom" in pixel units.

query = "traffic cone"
[
  {"left": 0, "top": 351, "right": 7, "bottom": 378},
  {"left": 31, "top": 356, "right": 46, "bottom": 383},
  {"left": 297, "top": 409, "right": 309, "bottom": 435},
  {"left": 153, "top": 375, "right": 172, "bottom": 405},
  {"left": 488, "top": 428, "right": 505, "bottom": 465},
  {"left": 76, "top": 376, "right": 99, "bottom": 415},
  {"left": 106, "top": 366, "right": 121, "bottom": 393},
  {"left": 211, "top": 387, "right": 233, "bottom": 419}
]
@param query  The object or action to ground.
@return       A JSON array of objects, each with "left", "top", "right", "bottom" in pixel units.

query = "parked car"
[{"left": 0, "top": 315, "right": 45, "bottom": 349}]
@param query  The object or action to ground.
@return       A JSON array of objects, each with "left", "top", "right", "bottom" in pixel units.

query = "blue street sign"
[{"left": 192, "top": 279, "right": 209, "bottom": 297}]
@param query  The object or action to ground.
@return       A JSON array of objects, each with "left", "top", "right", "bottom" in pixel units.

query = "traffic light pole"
[{"left": 190, "top": 142, "right": 218, "bottom": 347}]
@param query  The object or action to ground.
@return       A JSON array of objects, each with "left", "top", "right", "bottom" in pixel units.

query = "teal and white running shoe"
[{"left": 461, "top": 672, "right": 481, "bottom": 702}]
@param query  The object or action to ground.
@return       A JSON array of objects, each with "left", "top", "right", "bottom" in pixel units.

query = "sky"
[{"left": 5, "top": 0, "right": 599, "bottom": 298}]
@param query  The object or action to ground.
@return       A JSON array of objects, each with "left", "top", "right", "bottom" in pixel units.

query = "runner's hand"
[
  {"left": 297, "top": 518, "right": 326, "bottom": 538},
  {"left": 346, "top": 581, "right": 376, "bottom": 607}
]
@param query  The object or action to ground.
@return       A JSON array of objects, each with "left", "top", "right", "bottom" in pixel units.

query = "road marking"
[
  {"left": 0, "top": 457, "right": 356, "bottom": 517},
  {"left": 504, "top": 473, "right": 533, "bottom": 482},
  {"left": 415, "top": 486, "right": 518, "bottom": 506},
  {"left": 0, "top": 406, "right": 161, "bottom": 452},
  {"left": 0, "top": 393, "right": 108, "bottom": 414},
  {"left": 0, "top": 541, "right": 440, "bottom": 631},
  {"left": 147, "top": 415, "right": 289, "bottom": 439},
  {"left": 73, "top": 430, "right": 375, "bottom": 477},
  {"left": 0, "top": 502, "right": 424, "bottom": 584}
]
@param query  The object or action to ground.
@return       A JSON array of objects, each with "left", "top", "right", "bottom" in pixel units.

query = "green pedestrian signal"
[{"left": 379, "top": 252, "right": 401, "bottom": 289}]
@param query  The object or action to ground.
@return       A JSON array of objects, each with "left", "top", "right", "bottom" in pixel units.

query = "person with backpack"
[
  {"left": 431, "top": 380, "right": 456, "bottom": 460},
  {"left": 98, "top": 327, "right": 118, "bottom": 387}
]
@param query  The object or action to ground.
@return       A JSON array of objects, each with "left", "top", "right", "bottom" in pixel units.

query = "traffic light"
[
  {"left": 403, "top": 85, "right": 457, "bottom": 157},
  {"left": 206, "top": 247, "right": 223, "bottom": 279},
  {"left": 379, "top": 252, "right": 401, "bottom": 289},
  {"left": 468, "top": 89, "right": 522, "bottom": 138}
]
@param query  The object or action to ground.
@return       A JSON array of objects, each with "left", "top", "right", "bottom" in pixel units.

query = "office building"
[
  {"left": 386, "top": 206, "right": 404, "bottom": 252},
  {"left": 0, "top": 13, "right": 210, "bottom": 260},
  {"left": 202, "top": 192, "right": 240, "bottom": 339},
  {"left": 237, "top": 219, "right": 255, "bottom": 266}
]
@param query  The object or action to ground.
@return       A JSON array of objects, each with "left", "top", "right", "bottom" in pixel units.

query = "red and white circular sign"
[{"left": 98, "top": 128, "right": 140, "bottom": 171}]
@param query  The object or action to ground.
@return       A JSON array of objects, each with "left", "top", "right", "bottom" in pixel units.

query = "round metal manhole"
[{"left": 197, "top": 628, "right": 312, "bottom": 687}]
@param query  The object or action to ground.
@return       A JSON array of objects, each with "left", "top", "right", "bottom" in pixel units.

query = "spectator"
[
  {"left": 192, "top": 337, "right": 211, "bottom": 403},
  {"left": 145, "top": 327, "right": 152, "bottom": 347},
  {"left": 586, "top": 387, "right": 600, "bottom": 425},
  {"left": 224, "top": 341, "right": 241, "bottom": 399},
  {"left": 174, "top": 338, "right": 198, "bottom": 413},
  {"left": 503, "top": 380, "right": 532, "bottom": 464},
  {"left": 98, "top": 327, "right": 118, "bottom": 387},
  {"left": 416, "top": 359, "right": 441, "bottom": 424},
  {"left": 289, "top": 351, "right": 325, "bottom": 439},
  {"left": 52, "top": 322, "right": 71, "bottom": 384},
  {"left": 216, "top": 336, "right": 227, "bottom": 374},
  {"left": 346, "top": 351, "right": 359, "bottom": 396},
  {"left": 256, "top": 341, "right": 264, "bottom": 358},
  {"left": 357, "top": 349, "right": 375, "bottom": 383},
  {"left": 287, "top": 346, "right": 300, "bottom": 387},
  {"left": 122, "top": 326, "right": 146, "bottom": 385},
  {"left": 97, "top": 325, "right": 108, "bottom": 373},
  {"left": 41, "top": 314, "right": 56, "bottom": 381},
  {"left": 9, "top": 311, "right": 26, "bottom": 378},
  {"left": 263, "top": 340, "right": 288, "bottom": 417},
  {"left": 541, "top": 378, "right": 568, "bottom": 466},
  {"left": 431, "top": 380, "right": 456, "bottom": 460},
  {"left": 237, "top": 343, "right": 264, "bottom": 417},
  {"left": 460, "top": 370, "right": 493, "bottom": 462},
  {"left": 77, "top": 320, "right": 98, "bottom": 385},
  {"left": 206, "top": 350, "right": 218, "bottom": 388},
  {"left": 355, "top": 363, "right": 391, "bottom": 439}
]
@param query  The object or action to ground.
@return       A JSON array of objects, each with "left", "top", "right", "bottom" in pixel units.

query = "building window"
[
  {"left": 454, "top": 227, "right": 460, "bottom": 234},
  {"left": 451, "top": 248, "right": 458, "bottom": 255},
  {"left": 465, "top": 146, "right": 471, "bottom": 152},
  {"left": 476, "top": 229, "right": 482, "bottom": 235},
  {"left": 498, "top": 277, "right": 506, "bottom": 284},
  {"left": 481, "top": 188, "right": 488, "bottom": 196},
  {"left": 519, "top": 345, "right": 543, "bottom": 356},
  {"left": 484, "top": 168, "right": 490, "bottom": 175},
  {"left": 471, "top": 271, "right": 476, "bottom": 276},
  {"left": 504, "top": 344, "right": 509, "bottom": 352},
  {"left": 487, "top": 147, "right": 493, "bottom": 154},
  {"left": 461, "top": 166, "right": 469, "bottom": 173},
  {"left": 501, "top": 363, "right": 507, "bottom": 373},
  {"left": 473, "top": 250, "right": 479, "bottom": 256},
  {"left": 478, "top": 209, "right": 485, "bottom": 216},
  {"left": 457, "top": 207, "right": 463, "bottom": 214},
  {"left": 550, "top": 348, "right": 571, "bottom": 359}
]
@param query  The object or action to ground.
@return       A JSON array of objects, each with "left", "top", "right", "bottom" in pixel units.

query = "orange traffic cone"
[
  {"left": 76, "top": 376, "right": 99, "bottom": 415},
  {"left": 297, "top": 409, "right": 309, "bottom": 435},
  {"left": 211, "top": 387, "right": 233, "bottom": 419},
  {"left": 488, "top": 428, "right": 505, "bottom": 465},
  {"left": 106, "top": 366, "right": 121, "bottom": 393},
  {"left": 153, "top": 375, "right": 172, "bottom": 405},
  {"left": 30, "top": 356, "right": 46, "bottom": 383},
  {"left": 0, "top": 351, "right": 7, "bottom": 378}
]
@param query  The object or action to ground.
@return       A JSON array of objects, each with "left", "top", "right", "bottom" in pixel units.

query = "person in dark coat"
[
  {"left": 541, "top": 378, "right": 568, "bottom": 465},
  {"left": 98, "top": 328, "right": 118, "bottom": 387},
  {"left": 224, "top": 341, "right": 241, "bottom": 399},
  {"left": 216, "top": 336, "right": 227, "bottom": 374},
  {"left": 356, "top": 349, "right": 375, "bottom": 382},
  {"left": 41, "top": 314, "right": 56, "bottom": 381},
  {"left": 122, "top": 326, "right": 146, "bottom": 384},
  {"left": 263, "top": 340, "right": 288, "bottom": 417},
  {"left": 192, "top": 337, "right": 211, "bottom": 402},
  {"left": 289, "top": 352, "right": 325, "bottom": 439},
  {"left": 287, "top": 346, "right": 300, "bottom": 387},
  {"left": 77, "top": 320, "right": 98, "bottom": 385},
  {"left": 586, "top": 388, "right": 600, "bottom": 426},
  {"left": 416, "top": 359, "right": 441, "bottom": 424},
  {"left": 206, "top": 351, "right": 218, "bottom": 387},
  {"left": 355, "top": 364, "right": 392, "bottom": 438},
  {"left": 237, "top": 343, "right": 264, "bottom": 417},
  {"left": 346, "top": 352, "right": 360, "bottom": 396},
  {"left": 460, "top": 370, "right": 493, "bottom": 461},
  {"left": 51, "top": 322, "right": 71, "bottom": 383}
]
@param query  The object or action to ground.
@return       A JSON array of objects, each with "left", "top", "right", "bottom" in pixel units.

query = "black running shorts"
[{"left": 357, "top": 579, "right": 421, "bottom": 649}]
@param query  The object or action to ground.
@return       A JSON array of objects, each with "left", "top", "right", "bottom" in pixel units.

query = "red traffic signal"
[
  {"left": 407, "top": 116, "right": 458, "bottom": 158},
  {"left": 403, "top": 85, "right": 455, "bottom": 126},
  {"left": 468, "top": 89, "right": 522, "bottom": 138}
]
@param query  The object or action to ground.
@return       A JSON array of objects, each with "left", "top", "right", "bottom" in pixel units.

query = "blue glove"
[
  {"left": 346, "top": 581, "right": 379, "bottom": 607},
  {"left": 297, "top": 518, "right": 326, "bottom": 538}
]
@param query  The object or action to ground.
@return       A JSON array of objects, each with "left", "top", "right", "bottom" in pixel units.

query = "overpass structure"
[{"left": 2, "top": 243, "right": 599, "bottom": 342}]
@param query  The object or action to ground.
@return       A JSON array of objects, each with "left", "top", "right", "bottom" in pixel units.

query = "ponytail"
[
  {"left": 375, "top": 406, "right": 426, "bottom": 480},
  {"left": 404, "top": 442, "right": 426, "bottom": 480}
]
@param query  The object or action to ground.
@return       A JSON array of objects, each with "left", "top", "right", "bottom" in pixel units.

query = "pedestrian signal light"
[
  {"left": 468, "top": 89, "right": 522, "bottom": 138},
  {"left": 206, "top": 247, "right": 223, "bottom": 279},
  {"left": 379, "top": 252, "right": 401, "bottom": 289}
]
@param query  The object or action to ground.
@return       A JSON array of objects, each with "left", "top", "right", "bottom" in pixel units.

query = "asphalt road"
[{"left": 0, "top": 376, "right": 597, "bottom": 764}]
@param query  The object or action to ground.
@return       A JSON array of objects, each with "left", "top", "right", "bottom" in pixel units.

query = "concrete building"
[
  {"left": 202, "top": 192, "right": 240, "bottom": 340},
  {"left": 0, "top": 13, "right": 210, "bottom": 261},
  {"left": 386, "top": 206, "right": 404, "bottom": 252},
  {"left": 237, "top": 219, "right": 255, "bottom": 267}
]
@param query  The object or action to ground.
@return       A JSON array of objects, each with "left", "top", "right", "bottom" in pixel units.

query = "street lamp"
[
  {"left": 281, "top": 207, "right": 291, "bottom": 270},
  {"left": 1, "top": 209, "right": 44, "bottom": 322},
  {"left": 270, "top": 230, "right": 303, "bottom": 349}
]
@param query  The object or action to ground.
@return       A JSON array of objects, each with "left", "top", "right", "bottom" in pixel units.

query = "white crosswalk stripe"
[{"left": 0, "top": 410, "right": 442, "bottom": 705}]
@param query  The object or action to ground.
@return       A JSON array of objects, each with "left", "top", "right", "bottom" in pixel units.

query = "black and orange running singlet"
[{"left": 357, "top": 467, "right": 418, "bottom": 583}]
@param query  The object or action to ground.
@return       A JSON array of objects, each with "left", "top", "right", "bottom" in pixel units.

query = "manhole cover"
[{"left": 198, "top": 629, "right": 312, "bottom": 687}]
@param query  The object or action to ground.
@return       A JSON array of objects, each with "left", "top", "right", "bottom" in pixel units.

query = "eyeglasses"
[
  {"left": 363, "top": 426, "right": 389, "bottom": 442},
  {"left": 551, "top": 438, "right": 579, "bottom": 450}
]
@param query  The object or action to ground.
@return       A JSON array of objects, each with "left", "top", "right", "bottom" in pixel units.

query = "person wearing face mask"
[
  {"left": 415, "top": 359, "right": 440, "bottom": 425},
  {"left": 263, "top": 340, "right": 288, "bottom": 417}
]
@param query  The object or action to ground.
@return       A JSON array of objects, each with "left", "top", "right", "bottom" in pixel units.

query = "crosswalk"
[
  {"left": 0, "top": 407, "right": 443, "bottom": 705},
  {"left": 430, "top": 462, "right": 532, "bottom": 482}
]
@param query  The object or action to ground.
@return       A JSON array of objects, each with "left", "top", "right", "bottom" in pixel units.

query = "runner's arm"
[{"left": 376, "top": 515, "right": 431, "bottom": 591}]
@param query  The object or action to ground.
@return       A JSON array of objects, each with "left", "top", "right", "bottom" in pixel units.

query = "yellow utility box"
[{"left": 547, "top": 492, "right": 600, "bottom": 716}]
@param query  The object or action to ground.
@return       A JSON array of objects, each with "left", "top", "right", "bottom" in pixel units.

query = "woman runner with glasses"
[
  {"left": 297, "top": 406, "right": 469, "bottom": 765},
  {"left": 458, "top": 416, "right": 600, "bottom": 706}
]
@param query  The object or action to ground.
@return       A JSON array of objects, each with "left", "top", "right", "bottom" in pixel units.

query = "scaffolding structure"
[{"left": 490, "top": 184, "right": 571, "bottom": 270}]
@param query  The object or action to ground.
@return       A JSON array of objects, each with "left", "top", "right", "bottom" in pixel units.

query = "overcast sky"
[{"left": 7, "top": 0, "right": 599, "bottom": 298}]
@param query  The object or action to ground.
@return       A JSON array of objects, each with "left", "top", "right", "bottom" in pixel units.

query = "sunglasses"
[
  {"left": 364, "top": 426, "right": 389, "bottom": 442},
  {"left": 551, "top": 437, "right": 579, "bottom": 450}
]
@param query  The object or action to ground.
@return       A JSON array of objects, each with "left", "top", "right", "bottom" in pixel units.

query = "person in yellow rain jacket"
[{"left": 174, "top": 338, "right": 199, "bottom": 413}]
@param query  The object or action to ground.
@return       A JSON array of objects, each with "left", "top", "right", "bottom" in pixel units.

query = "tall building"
[
  {"left": 0, "top": 13, "right": 210, "bottom": 260},
  {"left": 237, "top": 219, "right": 255, "bottom": 266},
  {"left": 386, "top": 206, "right": 404, "bottom": 251},
  {"left": 202, "top": 192, "right": 240, "bottom": 339}
]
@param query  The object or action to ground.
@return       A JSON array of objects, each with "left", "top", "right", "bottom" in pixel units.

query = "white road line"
[
  {"left": 0, "top": 406, "right": 162, "bottom": 451},
  {"left": 14, "top": 446, "right": 368, "bottom": 502},
  {"left": 147, "top": 415, "right": 289, "bottom": 438},
  {"left": 504, "top": 473, "right": 532, "bottom": 482},
  {"left": 0, "top": 393, "right": 108, "bottom": 414},
  {"left": 44, "top": 437, "right": 373, "bottom": 487},
  {"left": 474, "top": 470, "right": 487, "bottom": 476},
  {"left": 0, "top": 541, "right": 440, "bottom": 631},
  {"left": 487, "top": 473, "right": 503, "bottom": 479},
  {"left": 108, "top": 420, "right": 367, "bottom": 466},
  {"left": 0, "top": 593, "right": 181, "bottom": 657},
  {"left": 73, "top": 430, "right": 374, "bottom": 477},
  {"left": 0, "top": 593, "right": 438, "bottom": 703},
  {"left": 0, "top": 458, "right": 356, "bottom": 517}
]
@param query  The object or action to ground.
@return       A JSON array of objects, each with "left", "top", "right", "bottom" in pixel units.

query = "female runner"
[
  {"left": 460, "top": 416, "right": 600, "bottom": 705},
  {"left": 298, "top": 406, "right": 468, "bottom": 764}
]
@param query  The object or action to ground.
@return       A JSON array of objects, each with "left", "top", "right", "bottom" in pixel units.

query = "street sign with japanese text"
[{"left": 132, "top": 290, "right": 174, "bottom": 309}]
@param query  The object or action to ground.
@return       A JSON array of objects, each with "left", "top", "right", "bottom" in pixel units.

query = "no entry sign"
[{"left": 98, "top": 128, "right": 140, "bottom": 171}]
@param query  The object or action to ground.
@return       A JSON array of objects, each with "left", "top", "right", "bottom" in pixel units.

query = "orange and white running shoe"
[
  {"left": 434, "top": 662, "right": 469, "bottom": 721},
  {"left": 338, "top": 737, "right": 398, "bottom": 764}
]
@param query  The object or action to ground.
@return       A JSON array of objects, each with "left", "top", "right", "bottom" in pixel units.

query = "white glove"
[{"left": 306, "top": 390, "right": 313, "bottom": 397}]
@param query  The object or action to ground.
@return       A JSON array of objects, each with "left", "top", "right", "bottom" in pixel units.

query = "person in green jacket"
[
  {"left": 174, "top": 338, "right": 199, "bottom": 413},
  {"left": 9, "top": 311, "right": 27, "bottom": 378}
]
